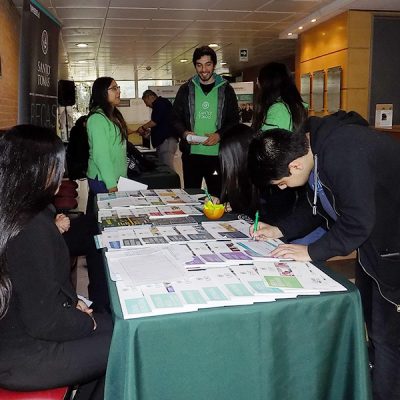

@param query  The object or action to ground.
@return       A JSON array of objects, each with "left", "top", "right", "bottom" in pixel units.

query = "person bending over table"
[
  {"left": 0, "top": 125, "right": 112, "bottom": 400},
  {"left": 248, "top": 111, "right": 400, "bottom": 400}
]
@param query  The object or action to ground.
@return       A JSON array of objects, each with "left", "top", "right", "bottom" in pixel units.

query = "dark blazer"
[{"left": 0, "top": 206, "right": 94, "bottom": 344}]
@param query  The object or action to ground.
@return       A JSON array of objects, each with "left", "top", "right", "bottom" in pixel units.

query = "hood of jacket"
[
  {"left": 307, "top": 110, "right": 369, "bottom": 154},
  {"left": 306, "top": 110, "right": 369, "bottom": 217},
  {"left": 191, "top": 73, "right": 227, "bottom": 89}
]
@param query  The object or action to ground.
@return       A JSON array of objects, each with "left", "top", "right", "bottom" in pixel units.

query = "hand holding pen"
[{"left": 250, "top": 217, "right": 283, "bottom": 241}]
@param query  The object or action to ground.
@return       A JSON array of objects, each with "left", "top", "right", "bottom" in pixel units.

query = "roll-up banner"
[{"left": 18, "top": 0, "right": 61, "bottom": 130}]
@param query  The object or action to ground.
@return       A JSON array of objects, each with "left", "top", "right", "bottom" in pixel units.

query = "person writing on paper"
[
  {"left": 172, "top": 45, "right": 239, "bottom": 196},
  {"left": 247, "top": 111, "right": 400, "bottom": 400},
  {"left": 86, "top": 77, "right": 128, "bottom": 202},
  {"left": 0, "top": 125, "right": 112, "bottom": 399}
]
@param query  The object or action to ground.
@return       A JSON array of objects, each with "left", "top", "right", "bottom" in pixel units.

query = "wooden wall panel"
[
  {"left": 297, "top": 11, "right": 372, "bottom": 118},
  {"left": 0, "top": 0, "right": 20, "bottom": 129}
]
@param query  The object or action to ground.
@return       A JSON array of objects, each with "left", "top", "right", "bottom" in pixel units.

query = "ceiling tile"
[
  {"left": 56, "top": 7, "right": 107, "bottom": 19},
  {"left": 211, "top": 0, "right": 272, "bottom": 11},
  {"left": 110, "top": 0, "right": 218, "bottom": 8},
  {"left": 62, "top": 19, "right": 104, "bottom": 28},
  {"left": 242, "top": 11, "right": 294, "bottom": 22},
  {"left": 53, "top": 0, "right": 109, "bottom": 6}
]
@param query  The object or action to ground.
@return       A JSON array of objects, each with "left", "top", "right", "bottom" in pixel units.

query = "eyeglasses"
[{"left": 108, "top": 85, "right": 120, "bottom": 92}]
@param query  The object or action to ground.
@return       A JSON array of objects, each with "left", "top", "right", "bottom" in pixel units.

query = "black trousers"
[
  {"left": 356, "top": 265, "right": 400, "bottom": 400},
  {"left": 0, "top": 313, "right": 113, "bottom": 400},
  {"left": 182, "top": 153, "right": 221, "bottom": 197},
  {"left": 63, "top": 214, "right": 110, "bottom": 312}
]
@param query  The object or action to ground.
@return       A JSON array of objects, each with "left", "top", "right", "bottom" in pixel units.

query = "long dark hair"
[
  {"left": 219, "top": 124, "right": 259, "bottom": 215},
  {"left": 89, "top": 76, "right": 128, "bottom": 141},
  {"left": 0, "top": 125, "right": 65, "bottom": 319},
  {"left": 252, "top": 62, "right": 307, "bottom": 132}
]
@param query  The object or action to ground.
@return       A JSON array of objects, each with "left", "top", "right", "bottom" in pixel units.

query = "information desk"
[{"left": 104, "top": 264, "right": 372, "bottom": 400}]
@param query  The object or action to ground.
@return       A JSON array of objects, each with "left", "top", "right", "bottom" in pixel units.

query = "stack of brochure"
[
  {"left": 94, "top": 190, "right": 347, "bottom": 319},
  {"left": 104, "top": 245, "right": 346, "bottom": 319},
  {"left": 97, "top": 189, "right": 202, "bottom": 210}
]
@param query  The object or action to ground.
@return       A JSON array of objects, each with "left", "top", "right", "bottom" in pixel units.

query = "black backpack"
[
  {"left": 126, "top": 140, "right": 156, "bottom": 178},
  {"left": 66, "top": 115, "right": 89, "bottom": 180}
]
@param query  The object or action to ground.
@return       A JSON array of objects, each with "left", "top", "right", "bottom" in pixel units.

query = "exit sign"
[{"left": 239, "top": 48, "right": 248, "bottom": 62}]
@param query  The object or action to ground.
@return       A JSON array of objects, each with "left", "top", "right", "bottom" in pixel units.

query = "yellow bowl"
[{"left": 203, "top": 201, "right": 225, "bottom": 220}]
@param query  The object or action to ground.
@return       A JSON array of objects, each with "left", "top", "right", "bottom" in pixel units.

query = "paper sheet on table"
[
  {"left": 118, "top": 250, "right": 186, "bottom": 285},
  {"left": 117, "top": 176, "right": 148, "bottom": 191}
]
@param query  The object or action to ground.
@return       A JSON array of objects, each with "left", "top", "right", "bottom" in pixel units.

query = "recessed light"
[
  {"left": 209, "top": 43, "right": 219, "bottom": 48},
  {"left": 311, "top": 18, "right": 317, "bottom": 23},
  {"left": 298, "top": 26, "right": 303, "bottom": 30},
  {"left": 180, "top": 59, "right": 188, "bottom": 63},
  {"left": 76, "top": 43, "right": 88, "bottom": 48},
  {"left": 288, "top": 32, "right": 293, "bottom": 36}
]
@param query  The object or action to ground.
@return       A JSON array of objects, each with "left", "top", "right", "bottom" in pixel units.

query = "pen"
[{"left": 253, "top": 210, "right": 259, "bottom": 240}]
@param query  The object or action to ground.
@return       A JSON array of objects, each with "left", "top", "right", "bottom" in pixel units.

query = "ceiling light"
[
  {"left": 288, "top": 32, "right": 293, "bottom": 36},
  {"left": 180, "top": 59, "right": 188, "bottom": 63},
  {"left": 76, "top": 43, "right": 88, "bottom": 48},
  {"left": 220, "top": 62, "right": 227, "bottom": 66},
  {"left": 209, "top": 43, "right": 219, "bottom": 48},
  {"left": 77, "top": 60, "right": 88, "bottom": 64},
  {"left": 298, "top": 26, "right": 303, "bottom": 30},
  {"left": 311, "top": 18, "right": 317, "bottom": 23}
]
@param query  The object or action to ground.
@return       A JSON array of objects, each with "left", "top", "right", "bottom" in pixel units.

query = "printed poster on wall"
[
  {"left": 18, "top": 0, "right": 61, "bottom": 130},
  {"left": 231, "top": 82, "right": 254, "bottom": 126}
]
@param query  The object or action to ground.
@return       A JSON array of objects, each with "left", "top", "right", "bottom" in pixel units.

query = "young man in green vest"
[{"left": 172, "top": 46, "right": 240, "bottom": 196}]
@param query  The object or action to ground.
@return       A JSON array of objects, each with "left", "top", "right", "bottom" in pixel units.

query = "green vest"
[{"left": 191, "top": 76, "right": 224, "bottom": 156}]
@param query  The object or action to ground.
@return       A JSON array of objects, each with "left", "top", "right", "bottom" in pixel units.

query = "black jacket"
[
  {"left": 171, "top": 77, "right": 240, "bottom": 155},
  {"left": 278, "top": 111, "right": 400, "bottom": 308},
  {"left": 0, "top": 206, "right": 94, "bottom": 345}
]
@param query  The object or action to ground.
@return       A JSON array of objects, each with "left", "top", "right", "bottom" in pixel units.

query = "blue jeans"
[
  {"left": 290, "top": 227, "right": 326, "bottom": 245},
  {"left": 86, "top": 177, "right": 108, "bottom": 216}
]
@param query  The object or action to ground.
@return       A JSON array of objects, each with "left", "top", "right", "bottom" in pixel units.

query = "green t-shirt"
[{"left": 261, "top": 101, "right": 308, "bottom": 131}]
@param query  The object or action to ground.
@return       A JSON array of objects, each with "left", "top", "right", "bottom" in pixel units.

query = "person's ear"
[{"left": 288, "top": 159, "right": 304, "bottom": 173}]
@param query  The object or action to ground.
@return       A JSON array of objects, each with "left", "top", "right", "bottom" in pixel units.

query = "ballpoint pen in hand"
[{"left": 253, "top": 210, "right": 259, "bottom": 240}]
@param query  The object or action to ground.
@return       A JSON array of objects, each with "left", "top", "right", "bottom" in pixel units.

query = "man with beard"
[{"left": 172, "top": 45, "right": 239, "bottom": 196}]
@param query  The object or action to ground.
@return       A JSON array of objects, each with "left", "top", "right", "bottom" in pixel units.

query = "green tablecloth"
[{"left": 104, "top": 266, "right": 372, "bottom": 400}]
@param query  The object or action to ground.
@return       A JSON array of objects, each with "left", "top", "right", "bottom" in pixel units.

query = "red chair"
[
  {"left": 0, "top": 387, "right": 70, "bottom": 400},
  {"left": 54, "top": 179, "right": 79, "bottom": 211}
]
